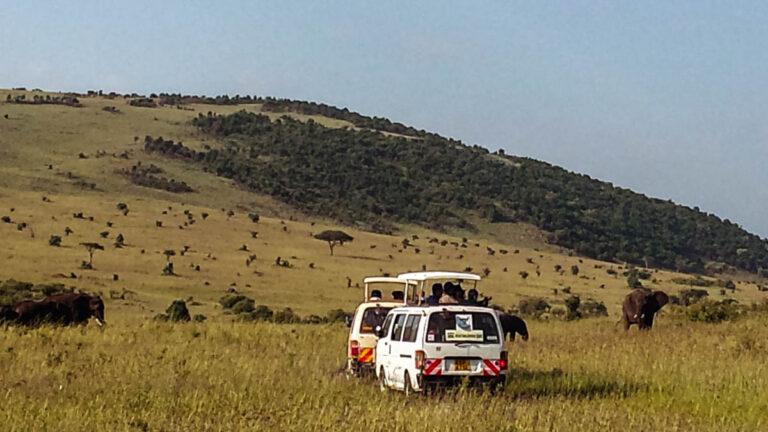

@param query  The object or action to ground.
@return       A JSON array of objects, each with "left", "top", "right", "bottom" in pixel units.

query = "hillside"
[
  {"left": 2, "top": 88, "right": 768, "bottom": 432},
  {"left": 165, "top": 107, "right": 767, "bottom": 274},
  {"left": 1, "top": 88, "right": 767, "bottom": 321}
]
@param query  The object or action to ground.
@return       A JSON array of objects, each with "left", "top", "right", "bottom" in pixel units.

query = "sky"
[{"left": 1, "top": 1, "right": 766, "bottom": 236}]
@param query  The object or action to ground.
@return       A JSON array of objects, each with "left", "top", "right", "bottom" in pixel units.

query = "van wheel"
[
  {"left": 403, "top": 371, "right": 414, "bottom": 396},
  {"left": 379, "top": 368, "right": 389, "bottom": 392}
]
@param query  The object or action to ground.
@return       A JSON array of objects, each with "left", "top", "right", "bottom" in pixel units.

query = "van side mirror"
[
  {"left": 375, "top": 325, "right": 384, "bottom": 337},
  {"left": 344, "top": 316, "right": 352, "bottom": 328}
]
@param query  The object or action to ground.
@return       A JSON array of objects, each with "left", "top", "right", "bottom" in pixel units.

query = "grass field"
[
  {"left": 1, "top": 89, "right": 768, "bottom": 431},
  {"left": 1, "top": 317, "right": 767, "bottom": 431}
]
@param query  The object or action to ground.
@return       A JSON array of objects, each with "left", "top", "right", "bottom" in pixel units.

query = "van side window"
[
  {"left": 380, "top": 314, "right": 394, "bottom": 338},
  {"left": 401, "top": 315, "right": 421, "bottom": 342},
  {"left": 391, "top": 314, "right": 406, "bottom": 341}
]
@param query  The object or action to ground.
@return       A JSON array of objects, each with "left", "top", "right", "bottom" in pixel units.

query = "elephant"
[
  {"left": 0, "top": 305, "right": 18, "bottom": 323},
  {"left": 45, "top": 293, "right": 106, "bottom": 326},
  {"left": 13, "top": 299, "right": 71, "bottom": 325},
  {"left": 622, "top": 289, "right": 669, "bottom": 330},
  {"left": 498, "top": 313, "right": 529, "bottom": 341}
]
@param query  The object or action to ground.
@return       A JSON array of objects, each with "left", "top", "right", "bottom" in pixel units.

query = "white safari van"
[
  {"left": 375, "top": 272, "right": 507, "bottom": 393},
  {"left": 346, "top": 277, "right": 415, "bottom": 376}
]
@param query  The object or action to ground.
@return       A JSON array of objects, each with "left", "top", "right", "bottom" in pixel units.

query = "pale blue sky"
[{"left": 2, "top": 1, "right": 766, "bottom": 236}]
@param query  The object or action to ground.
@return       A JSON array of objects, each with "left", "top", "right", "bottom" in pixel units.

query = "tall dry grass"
[{"left": 1, "top": 315, "right": 766, "bottom": 431}]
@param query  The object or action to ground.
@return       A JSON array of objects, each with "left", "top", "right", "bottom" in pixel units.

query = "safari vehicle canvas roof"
[
  {"left": 362, "top": 275, "right": 416, "bottom": 303},
  {"left": 363, "top": 276, "right": 417, "bottom": 285},
  {"left": 396, "top": 271, "right": 481, "bottom": 282}
]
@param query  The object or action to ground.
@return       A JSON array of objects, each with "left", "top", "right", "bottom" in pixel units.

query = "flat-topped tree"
[
  {"left": 80, "top": 242, "right": 104, "bottom": 269},
  {"left": 163, "top": 249, "right": 176, "bottom": 262},
  {"left": 314, "top": 230, "right": 353, "bottom": 255}
]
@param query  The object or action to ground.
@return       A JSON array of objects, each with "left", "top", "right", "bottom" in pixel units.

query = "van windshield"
[
  {"left": 359, "top": 307, "right": 393, "bottom": 334},
  {"left": 426, "top": 311, "right": 500, "bottom": 344}
]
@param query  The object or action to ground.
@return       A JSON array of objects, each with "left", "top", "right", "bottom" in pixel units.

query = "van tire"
[
  {"left": 379, "top": 368, "right": 389, "bottom": 392},
  {"left": 403, "top": 371, "right": 414, "bottom": 396}
]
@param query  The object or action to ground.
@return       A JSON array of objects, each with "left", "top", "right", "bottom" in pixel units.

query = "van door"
[
  {"left": 376, "top": 313, "right": 394, "bottom": 373},
  {"left": 392, "top": 314, "right": 422, "bottom": 389},
  {"left": 386, "top": 313, "right": 407, "bottom": 388}
]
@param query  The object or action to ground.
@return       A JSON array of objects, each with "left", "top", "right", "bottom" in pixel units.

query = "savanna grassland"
[
  {"left": 2, "top": 318, "right": 767, "bottom": 431},
  {"left": 1, "top": 89, "right": 768, "bottom": 431}
]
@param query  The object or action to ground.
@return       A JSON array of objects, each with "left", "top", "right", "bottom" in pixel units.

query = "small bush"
[
  {"left": 165, "top": 300, "right": 191, "bottom": 322},
  {"left": 303, "top": 314, "right": 326, "bottom": 324},
  {"left": 231, "top": 298, "right": 255, "bottom": 314},
  {"left": 671, "top": 276, "right": 714, "bottom": 287},
  {"left": 680, "top": 289, "right": 709, "bottom": 306},
  {"left": 686, "top": 300, "right": 743, "bottom": 323},
  {"left": 579, "top": 299, "right": 608, "bottom": 318},
  {"left": 219, "top": 294, "right": 248, "bottom": 309},
  {"left": 517, "top": 297, "right": 551, "bottom": 318},
  {"left": 326, "top": 309, "right": 350, "bottom": 324},
  {"left": 273, "top": 308, "right": 300, "bottom": 324},
  {"left": 564, "top": 295, "right": 582, "bottom": 321},
  {"left": 626, "top": 267, "right": 643, "bottom": 289},
  {"left": 48, "top": 235, "right": 62, "bottom": 247},
  {"left": 240, "top": 305, "right": 274, "bottom": 322}
]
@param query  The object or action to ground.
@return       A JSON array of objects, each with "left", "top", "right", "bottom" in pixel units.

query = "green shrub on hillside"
[
  {"left": 517, "top": 297, "right": 551, "bottom": 319},
  {"left": 165, "top": 300, "right": 191, "bottom": 322},
  {"left": 686, "top": 300, "right": 743, "bottom": 323},
  {"left": 135, "top": 109, "right": 768, "bottom": 274}
]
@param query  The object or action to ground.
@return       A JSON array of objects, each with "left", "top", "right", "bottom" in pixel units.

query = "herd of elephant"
[
  {"left": 0, "top": 288, "right": 666, "bottom": 331},
  {"left": 495, "top": 287, "right": 668, "bottom": 342},
  {"left": 0, "top": 293, "right": 106, "bottom": 327}
]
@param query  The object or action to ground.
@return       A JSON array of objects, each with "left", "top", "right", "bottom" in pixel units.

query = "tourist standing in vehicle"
[
  {"left": 426, "top": 283, "right": 443, "bottom": 305},
  {"left": 439, "top": 282, "right": 459, "bottom": 304}
]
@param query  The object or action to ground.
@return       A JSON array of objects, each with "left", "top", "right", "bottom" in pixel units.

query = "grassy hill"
[
  {"left": 1, "top": 88, "right": 768, "bottom": 431},
  {"left": 1, "top": 88, "right": 767, "bottom": 320}
]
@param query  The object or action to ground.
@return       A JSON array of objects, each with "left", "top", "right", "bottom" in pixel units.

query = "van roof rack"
[{"left": 396, "top": 271, "right": 481, "bottom": 282}]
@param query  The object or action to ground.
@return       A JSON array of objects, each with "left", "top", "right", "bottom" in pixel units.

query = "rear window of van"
[
  {"left": 426, "top": 311, "right": 500, "bottom": 344},
  {"left": 359, "top": 307, "right": 392, "bottom": 334}
]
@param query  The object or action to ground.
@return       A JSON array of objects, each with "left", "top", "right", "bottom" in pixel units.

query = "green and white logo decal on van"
[{"left": 445, "top": 314, "right": 484, "bottom": 342}]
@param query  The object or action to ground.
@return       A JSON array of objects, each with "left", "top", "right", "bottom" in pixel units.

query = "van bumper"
[
  {"left": 420, "top": 373, "right": 506, "bottom": 389},
  {"left": 347, "top": 359, "right": 376, "bottom": 376}
]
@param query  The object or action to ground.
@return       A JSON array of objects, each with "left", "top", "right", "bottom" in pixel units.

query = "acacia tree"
[
  {"left": 80, "top": 242, "right": 104, "bottom": 268},
  {"left": 163, "top": 249, "right": 176, "bottom": 262},
  {"left": 162, "top": 249, "right": 176, "bottom": 276},
  {"left": 313, "top": 230, "right": 354, "bottom": 255}
]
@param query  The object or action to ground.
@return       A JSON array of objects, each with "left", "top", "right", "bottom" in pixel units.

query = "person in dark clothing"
[
  {"left": 369, "top": 289, "right": 382, "bottom": 301},
  {"left": 453, "top": 283, "right": 466, "bottom": 303},
  {"left": 426, "top": 283, "right": 443, "bottom": 306},
  {"left": 392, "top": 290, "right": 404, "bottom": 301},
  {"left": 467, "top": 288, "right": 492, "bottom": 307}
]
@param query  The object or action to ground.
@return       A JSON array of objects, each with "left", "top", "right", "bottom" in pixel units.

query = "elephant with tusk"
[
  {"left": 44, "top": 293, "right": 106, "bottom": 327},
  {"left": 622, "top": 288, "right": 669, "bottom": 330}
]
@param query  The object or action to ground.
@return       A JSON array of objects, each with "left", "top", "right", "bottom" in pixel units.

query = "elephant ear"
[{"left": 653, "top": 291, "right": 669, "bottom": 308}]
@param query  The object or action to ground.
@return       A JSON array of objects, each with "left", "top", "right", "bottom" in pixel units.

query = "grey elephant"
[{"left": 622, "top": 288, "right": 669, "bottom": 330}]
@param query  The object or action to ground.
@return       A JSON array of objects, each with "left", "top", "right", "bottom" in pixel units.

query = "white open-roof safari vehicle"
[
  {"left": 374, "top": 271, "right": 507, "bottom": 393},
  {"left": 345, "top": 276, "right": 416, "bottom": 377}
]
